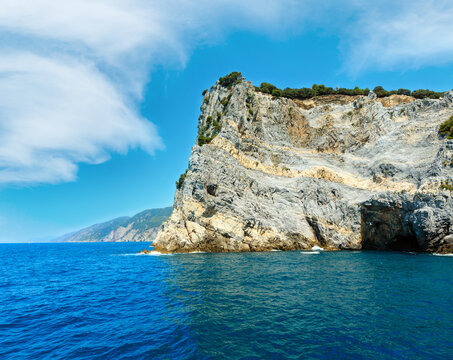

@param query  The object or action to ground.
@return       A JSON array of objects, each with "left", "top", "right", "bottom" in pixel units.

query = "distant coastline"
[{"left": 54, "top": 207, "right": 172, "bottom": 243}]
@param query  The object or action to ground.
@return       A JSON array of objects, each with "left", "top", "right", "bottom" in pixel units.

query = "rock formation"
[
  {"left": 57, "top": 207, "right": 172, "bottom": 242},
  {"left": 153, "top": 77, "right": 453, "bottom": 253}
]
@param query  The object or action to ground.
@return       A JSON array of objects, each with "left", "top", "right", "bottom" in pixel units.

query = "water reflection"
[
  {"left": 1, "top": 244, "right": 451, "bottom": 359},
  {"left": 157, "top": 251, "right": 453, "bottom": 359}
]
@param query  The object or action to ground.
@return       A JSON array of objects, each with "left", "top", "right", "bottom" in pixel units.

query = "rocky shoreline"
[{"left": 151, "top": 76, "right": 453, "bottom": 254}]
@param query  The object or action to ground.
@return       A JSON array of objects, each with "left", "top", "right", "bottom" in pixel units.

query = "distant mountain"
[{"left": 56, "top": 207, "right": 172, "bottom": 242}]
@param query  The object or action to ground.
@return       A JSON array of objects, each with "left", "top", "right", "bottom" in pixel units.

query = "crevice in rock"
[{"left": 305, "top": 216, "right": 327, "bottom": 247}]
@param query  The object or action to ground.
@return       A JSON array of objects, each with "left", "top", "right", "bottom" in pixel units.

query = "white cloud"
[
  {"left": 0, "top": 53, "right": 161, "bottom": 184},
  {"left": 342, "top": 0, "right": 453, "bottom": 73},
  {"left": 1, "top": 0, "right": 453, "bottom": 185},
  {"left": 0, "top": 0, "right": 303, "bottom": 185},
  {"left": 0, "top": 0, "right": 301, "bottom": 58}
]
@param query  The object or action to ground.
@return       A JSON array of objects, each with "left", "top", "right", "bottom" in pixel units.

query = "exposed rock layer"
[{"left": 153, "top": 80, "right": 453, "bottom": 253}]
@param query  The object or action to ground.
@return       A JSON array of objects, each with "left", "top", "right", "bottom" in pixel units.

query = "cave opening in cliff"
[
  {"left": 361, "top": 225, "right": 420, "bottom": 251},
  {"left": 387, "top": 235, "right": 420, "bottom": 251},
  {"left": 360, "top": 206, "right": 421, "bottom": 252}
]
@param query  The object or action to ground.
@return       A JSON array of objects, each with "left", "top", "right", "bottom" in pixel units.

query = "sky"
[{"left": 1, "top": 0, "right": 453, "bottom": 242}]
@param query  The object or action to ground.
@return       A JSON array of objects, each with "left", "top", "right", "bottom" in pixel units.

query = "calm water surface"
[{"left": 0, "top": 243, "right": 452, "bottom": 359}]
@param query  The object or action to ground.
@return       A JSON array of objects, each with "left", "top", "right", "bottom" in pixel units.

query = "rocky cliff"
[
  {"left": 57, "top": 207, "right": 172, "bottom": 242},
  {"left": 153, "top": 77, "right": 453, "bottom": 253}
]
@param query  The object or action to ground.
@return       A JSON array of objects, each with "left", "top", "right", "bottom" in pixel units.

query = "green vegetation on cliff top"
[
  {"left": 218, "top": 71, "right": 243, "bottom": 88},
  {"left": 214, "top": 72, "right": 446, "bottom": 100},
  {"left": 256, "top": 82, "right": 445, "bottom": 100}
]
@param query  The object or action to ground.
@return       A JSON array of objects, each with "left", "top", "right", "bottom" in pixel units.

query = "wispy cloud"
[
  {"left": 0, "top": 53, "right": 160, "bottom": 184},
  {"left": 0, "top": 1, "right": 453, "bottom": 185},
  {"left": 0, "top": 0, "right": 303, "bottom": 185},
  {"left": 341, "top": 0, "right": 453, "bottom": 74}
]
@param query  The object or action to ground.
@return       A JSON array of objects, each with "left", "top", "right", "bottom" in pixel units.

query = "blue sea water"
[{"left": 0, "top": 243, "right": 452, "bottom": 359}]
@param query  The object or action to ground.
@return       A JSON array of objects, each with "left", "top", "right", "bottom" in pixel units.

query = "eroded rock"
[{"left": 153, "top": 79, "right": 453, "bottom": 253}]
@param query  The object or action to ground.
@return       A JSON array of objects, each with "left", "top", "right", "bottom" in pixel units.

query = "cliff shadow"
[{"left": 360, "top": 203, "right": 420, "bottom": 251}]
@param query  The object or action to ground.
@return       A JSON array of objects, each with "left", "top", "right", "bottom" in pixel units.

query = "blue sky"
[{"left": 1, "top": 1, "right": 453, "bottom": 242}]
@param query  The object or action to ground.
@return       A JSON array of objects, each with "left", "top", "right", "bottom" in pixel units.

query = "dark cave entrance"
[
  {"left": 387, "top": 235, "right": 420, "bottom": 251},
  {"left": 361, "top": 204, "right": 421, "bottom": 251}
]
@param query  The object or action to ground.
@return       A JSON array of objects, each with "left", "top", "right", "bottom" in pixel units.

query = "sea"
[{"left": 0, "top": 242, "right": 452, "bottom": 359}]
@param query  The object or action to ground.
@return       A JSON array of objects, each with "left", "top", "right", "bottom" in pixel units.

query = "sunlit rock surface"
[{"left": 153, "top": 80, "right": 453, "bottom": 253}]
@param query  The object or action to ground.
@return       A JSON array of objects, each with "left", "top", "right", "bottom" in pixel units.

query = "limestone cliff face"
[{"left": 153, "top": 79, "right": 453, "bottom": 253}]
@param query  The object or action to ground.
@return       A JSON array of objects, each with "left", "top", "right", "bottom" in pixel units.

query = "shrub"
[
  {"left": 197, "top": 135, "right": 213, "bottom": 146},
  {"left": 439, "top": 115, "right": 453, "bottom": 139},
  {"left": 202, "top": 89, "right": 207, "bottom": 95},
  {"left": 373, "top": 86, "right": 389, "bottom": 98},
  {"left": 411, "top": 89, "right": 444, "bottom": 99},
  {"left": 354, "top": 87, "right": 366, "bottom": 96},
  {"left": 257, "top": 83, "right": 369, "bottom": 100},
  {"left": 253, "top": 78, "right": 445, "bottom": 101},
  {"left": 440, "top": 180, "right": 453, "bottom": 192},
  {"left": 213, "top": 120, "right": 222, "bottom": 133},
  {"left": 282, "top": 88, "right": 298, "bottom": 99},
  {"left": 218, "top": 72, "right": 243, "bottom": 88},
  {"left": 337, "top": 88, "right": 355, "bottom": 96},
  {"left": 312, "top": 84, "right": 335, "bottom": 96},
  {"left": 176, "top": 170, "right": 188, "bottom": 190},
  {"left": 296, "top": 88, "right": 315, "bottom": 99},
  {"left": 272, "top": 89, "right": 283, "bottom": 97},
  {"left": 220, "top": 93, "right": 232, "bottom": 108},
  {"left": 197, "top": 112, "right": 223, "bottom": 146},
  {"left": 398, "top": 88, "right": 411, "bottom": 96},
  {"left": 259, "top": 82, "right": 277, "bottom": 94}
]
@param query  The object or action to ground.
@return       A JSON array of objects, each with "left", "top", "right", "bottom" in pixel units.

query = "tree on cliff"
[{"left": 218, "top": 72, "right": 244, "bottom": 88}]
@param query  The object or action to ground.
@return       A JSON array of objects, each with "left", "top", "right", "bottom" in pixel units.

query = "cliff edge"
[{"left": 153, "top": 76, "right": 453, "bottom": 253}]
